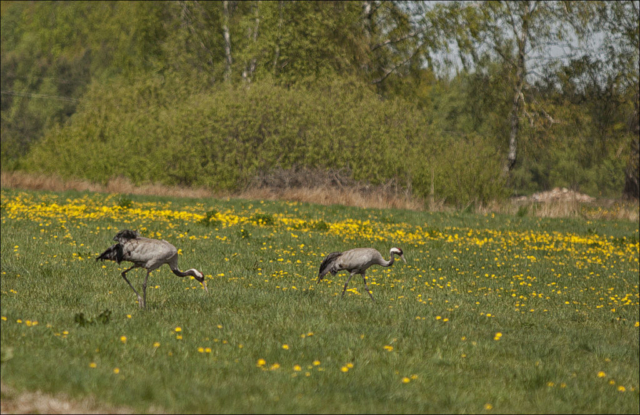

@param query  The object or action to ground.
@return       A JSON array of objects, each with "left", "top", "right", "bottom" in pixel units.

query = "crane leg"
[
  {"left": 361, "top": 272, "right": 375, "bottom": 302},
  {"left": 142, "top": 270, "right": 151, "bottom": 309},
  {"left": 121, "top": 266, "right": 144, "bottom": 308},
  {"left": 341, "top": 272, "right": 356, "bottom": 298}
]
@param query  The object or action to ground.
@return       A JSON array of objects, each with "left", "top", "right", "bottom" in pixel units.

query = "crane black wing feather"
[
  {"left": 318, "top": 251, "right": 342, "bottom": 282},
  {"left": 96, "top": 243, "right": 124, "bottom": 264},
  {"left": 113, "top": 229, "right": 140, "bottom": 244}
]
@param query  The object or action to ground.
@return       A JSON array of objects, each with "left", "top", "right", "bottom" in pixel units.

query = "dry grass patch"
[
  {"left": 0, "top": 171, "right": 212, "bottom": 199},
  {"left": 2, "top": 170, "right": 637, "bottom": 221},
  {"left": 1, "top": 170, "right": 422, "bottom": 211}
]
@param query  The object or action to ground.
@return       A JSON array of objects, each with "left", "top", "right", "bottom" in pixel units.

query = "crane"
[
  {"left": 317, "top": 247, "right": 406, "bottom": 301},
  {"left": 96, "top": 230, "right": 207, "bottom": 308}
]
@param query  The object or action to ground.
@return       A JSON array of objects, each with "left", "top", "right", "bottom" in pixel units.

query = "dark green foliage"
[
  {"left": 199, "top": 210, "right": 221, "bottom": 227},
  {"left": 117, "top": 196, "right": 133, "bottom": 210},
  {"left": 517, "top": 205, "right": 528, "bottom": 217},
  {"left": 74, "top": 309, "right": 112, "bottom": 327},
  {"left": 310, "top": 220, "right": 330, "bottom": 231},
  {"left": 250, "top": 213, "right": 275, "bottom": 226}
]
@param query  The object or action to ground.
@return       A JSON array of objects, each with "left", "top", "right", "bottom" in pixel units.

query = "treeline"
[{"left": 1, "top": 1, "right": 638, "bottom": 204}]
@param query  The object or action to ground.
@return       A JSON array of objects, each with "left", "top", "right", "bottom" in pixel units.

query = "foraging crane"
[
  {"left": 317, "top": 247, "right": 406, "bottom": 301},
  {"left": 97, "top": 230, "right": 207, "bottom": 308}
]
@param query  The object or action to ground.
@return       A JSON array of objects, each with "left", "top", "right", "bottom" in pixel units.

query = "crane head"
[
  {"left": 190, "top": 269, "right": 208, "bottom": 293},
  {"left": 390, "top": 247, "right": 407, "bottom": 263}
]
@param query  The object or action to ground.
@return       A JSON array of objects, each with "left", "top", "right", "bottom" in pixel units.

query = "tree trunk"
[
  {"left": 223, "top": 0, "right": 232, "bottom": 83},
  {"left": 242, "top": 1, "right": 260, "bottom": 83},
  {"left": 504, "top": 63, "right": 524, "bottom": 174},
  {"left": 273, "top": 1, "right": 284, "bottom": 76},
  {"left": 623, "top": 89, "right": 640, "bottom": 199},
  {"left": 503, "top": 2, "right": 529, "bottom": 176}
]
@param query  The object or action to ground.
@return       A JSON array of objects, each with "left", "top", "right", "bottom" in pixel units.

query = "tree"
[{"left": 450, "top": 1, "right": 584, "bottom": 177}]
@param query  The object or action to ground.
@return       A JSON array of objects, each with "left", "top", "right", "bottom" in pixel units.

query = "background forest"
[{"left": 1, "top": 1, "right": 638, "bottom": 206}]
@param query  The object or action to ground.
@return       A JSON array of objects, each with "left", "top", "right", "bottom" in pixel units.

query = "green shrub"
[{"left": 23, "top": 76, "right": 510, "bottom": 205}]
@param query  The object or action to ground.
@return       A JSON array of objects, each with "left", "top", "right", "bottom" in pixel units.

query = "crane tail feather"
[
  {"left": 96, "top": 243, "right": 124, "bottom": 264},
  {"left": 317, "top": 251, "right": 342, "bottom": 282}
]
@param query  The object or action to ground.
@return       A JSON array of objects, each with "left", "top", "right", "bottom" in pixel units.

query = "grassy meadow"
[{"left": 1, "top": 188, "right": 638, "bottom": 413}]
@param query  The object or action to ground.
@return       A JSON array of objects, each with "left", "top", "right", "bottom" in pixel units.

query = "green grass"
[{"left": 1, "top": 188, "right": 638, "bottom": 413}]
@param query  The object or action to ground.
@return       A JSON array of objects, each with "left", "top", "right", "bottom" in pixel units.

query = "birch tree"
[
  {"left": 222, "top": 0, "right": 232, "bottom": 82},
  {"left": 452, "top": 1, "right": 578, "bottom": 177}
]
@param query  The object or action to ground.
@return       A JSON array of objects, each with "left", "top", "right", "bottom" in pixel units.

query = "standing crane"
[
  {"left": 317, "top": 247, "right": 406, "bottom": 301},
  {"left": 97, "top": 230, "right": 207, "bottom": 308}
]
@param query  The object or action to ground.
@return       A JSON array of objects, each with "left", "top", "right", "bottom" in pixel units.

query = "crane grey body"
[
  {"left": 317, "top": 247, "right": 406, "bottom": 301},
  {"left": 97, "top": 230, "right": 207, "bottom": 308}
]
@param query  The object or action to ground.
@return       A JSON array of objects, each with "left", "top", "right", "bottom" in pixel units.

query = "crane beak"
[
  {"left": 401, "top": 254, "right": 407, "bottom": 263},
  {"left": 196, "top": 276, "right": 208, "bottom": 293}
]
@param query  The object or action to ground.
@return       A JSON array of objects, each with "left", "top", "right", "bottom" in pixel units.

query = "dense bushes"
[{"left": 24, "top": 76, "right": 506, "bottom": 206}]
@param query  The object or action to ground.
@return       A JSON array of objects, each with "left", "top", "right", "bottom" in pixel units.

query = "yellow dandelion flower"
[
  {"left": 346, "top": 363, "right": 354, "bottom": 369},
  {"left": 1, "top": 316, "right": 6, "bottom": 321},
  {"left": 175, "top": 327, "right": 182, "bottom": 332},
  {"left": 113, "top": 368, "right": 120, "bottom": 374},
  {"left": 205, "top": 348, "right": 211, "bottom": 353},
  {"left": 597, "top": 371, "right": 606, "bottom": 378},
  {"left": 153, "top": 342, "right": 160, "bottom": 348},
  {"left": 89, "top": 362, "right": 97, "bottom": 368},
  {"left": 402, "top": 377, "right": 410, "bottom": 383},
  {"left": 257, "top": 359, "right": 266, "bottom": 366},
  {"left": 293, "top": 365, "right": 301, "bottom": 371},
  {"left": 609, "top": 380, "right": 615, "bottom": 385},
  {"left": 411, "top": 374, "right": 418, "bottom": 380},
  {"left": 198, "top": 347, "right": 204, "bottom": 353},
  {"left": 635, "top": 321, "right": 639, "bottom": 328},
  {"left": 618, "top": 386, "right": 626, "bottom": 392},
  {"left": 341, "top": 366, "right": 349, "bottom": 372},
  {"left": 547, "top": 382, "right": 555, "bottom": 387},
  {"left": 270, "top": 363, "right": 280, "bottom": 370},
  {"left": 282, "top": 344, "right": 289, "bottom": 350},
  {"left": 384, "top": 345, "right": 393, "bottom": 351},
  {"left": 313, "top": 360, "right": 321, "bottom": 366},
  {"left": 120, "top": 336, "right": 127, "bottom": 343},
  {"left": 484, "top": 403, "right": 493, "bottom": 410},
  {"left": 176, "top": 335, "right": 182, "bottom": 340}
]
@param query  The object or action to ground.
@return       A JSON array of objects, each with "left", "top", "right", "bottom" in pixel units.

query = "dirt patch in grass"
[{"left": 0, "top": 382, "right": 140, "bottom": 414}]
